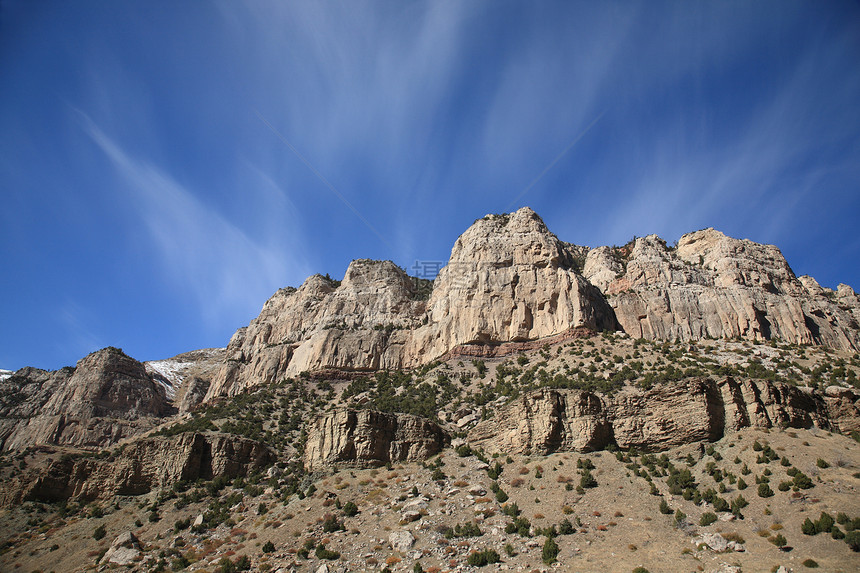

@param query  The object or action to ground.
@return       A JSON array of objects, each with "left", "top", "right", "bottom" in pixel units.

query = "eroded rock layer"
[
  {"left": 303, "top": 409, "right": 450, "bottom": 471},
  {"left": 583, "top": 230, "right": 860, "bottom": 351},
  {"left": 18, "top": 432, "right": 271, "bottom": 503},
  {"left": 467, "top": 378, "right": 838, "bottom": 455}
]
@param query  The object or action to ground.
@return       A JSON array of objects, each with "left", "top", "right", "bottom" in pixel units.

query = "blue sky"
[{"left": 2, "top": 1, "right": 859, "bottom": 371}]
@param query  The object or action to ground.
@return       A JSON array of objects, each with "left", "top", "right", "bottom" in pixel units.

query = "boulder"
[{"left": 389, "top": 530, "right": 416, "bottom": 553}]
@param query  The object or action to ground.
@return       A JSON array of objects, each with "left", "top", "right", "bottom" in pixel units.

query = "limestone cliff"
[
  {"left": 583, "top": 229, "right": 860, "bottom": 350},
  {"left": 18, "top": 432, "right": 271, "bottom": 503},
  {"left": 206, "top": 208, "right": 617, "bottom": 399},
  {"left": 303, "top": 409, "right": 449, "bottom": 471},
  {"left": 467, "top": 378, "right": 840, "bottom": 455}
]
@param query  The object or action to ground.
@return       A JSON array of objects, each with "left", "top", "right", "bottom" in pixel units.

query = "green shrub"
[
  {"left": 816, "top": 458, "right": 829, "bottom": 469},
  {"left": 467, "top": 549, "right": 500, "bottom": 566},
  {"left": 757, "top": 483, "right": 774, "bottom": 498},
  {"left": 447, "top": 521, "right": 483, "bottom": 538},
  {"left": 262, "top": 541, "right": 275, "bottom": 553},
  {"left": 315, "top": 543, "right": 340, "bottom": 560},
  {"left": 699, "top": 512, "right": 718, "bottom": 526},
  {"left": 93, "top": 524, "right": 106, "bottom": 540},
  {"left": 845, "top": 530, "right": 860, "bottom": 551},
  {"left": 802, "top": 517, "right": 817, "bottom": 535},
  {"left": 343, "top": 501, "right": 358, "bottom": 517},
  {"left": 579, "top": 469, "right": 597, "bottom": 488},
  {"left": 793, "top": 472, "right": 814, "bottom": 489},
  {"left": 802, "top": 558, "right": 819, "bottom": 568},
  {"left": 659, "top": 499, "right": 671, "bottom": 514},
  {"left": 770, "top": 533, "right": 787, "bottom": 547},
  {"left": 542, "top": 536, "right": 560, "bottom": 564},
  {"left": 322, "top": 515, "right": 344, "bottom": 533},
  {"left": 832, "top": 526, "right": 845, "bottom": 540},
  {"left": 217, "top": 557, "right": 236, "bottom": 573},
  {"left": 559, "top": 519, "right": 575, "bottom": 534},
  {"left": 815, "top": 512, "right": 834, "bottom": 534}
]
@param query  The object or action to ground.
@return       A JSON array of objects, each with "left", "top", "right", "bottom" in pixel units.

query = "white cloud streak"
[{"left": 77, "top": 111, "right": 310, "bottom": 327}]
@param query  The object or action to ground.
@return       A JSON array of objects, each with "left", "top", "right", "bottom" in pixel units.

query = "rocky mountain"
[
  {"left": 206, "top": 208, "right": 617, "bottom": 400},
  {"left": 205, "top": 208, "right": 859, "bottom": 402},
  {"left": 3, "top": 207, "right": 859, "bottom": 454},
  {"left": 583, "top": 229, "right": 860, "bottom": 351},
  {"left": 1, "top": 207, "right": 859, "bottom": 572},
  {"left": 0, "top": 347, "right": 171, "bottom": 451}
]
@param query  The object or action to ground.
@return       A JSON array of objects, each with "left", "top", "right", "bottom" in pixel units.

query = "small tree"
[
  {"left": 343, "top": 501, "right": 358, "bottom": 517},
  {"left": 93, "top": 524, "right": 106, "bottom": 540},
  {"left": 757, "top": 483, "right": 774, "bottom": 498},
  {"left": 815, "top": 512, "right": 834, "bottom": 534},
  {"left": 580, "top": 469, "right": 597, "bottom": 488},
  {"left": 542, "top": 536, "right": 560, "bottom": 564},
  {"left": 262, "top": 541, "right": 275, "bottom": 553}
]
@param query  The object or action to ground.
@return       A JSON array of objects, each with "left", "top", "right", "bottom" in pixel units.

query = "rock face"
[
  {"left": 207, "top": 259, "right": 427, "bottom": 399},
  {"left": 583, "top": 229, "right": 860, "bottom": 351},
  {"left": 303, "top": 409, "right": 450, "bottom": 471},
  {"left": 406, "top": 210, "right": 616, "bottom": 364},
  {"left": 204, "top": 211, "right": 859, "bottom": 402},
  {"left": 467, "top": 378, "right": 833, "bottom": 455},
  {"left": 207, "top": 208, "right": 617, "bottom": 399},
  {"left": 145, "top": 347, "right": 225, "bottom": 413},
  {"left": 0, "top": 347, "right": 171, "bottom": 451},
  {"left": 20, "top": 432, "right": 271, "bottom": 503}
]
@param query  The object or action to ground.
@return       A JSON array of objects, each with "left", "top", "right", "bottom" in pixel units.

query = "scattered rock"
[
  {"left": 693, "top": 532, "right": 744, "bottom": 553},
  {"left": 389, "top": 530, "right": 415, "bottom": 553},
  {"left": 102, "top": 532, "right": 141, "bottom": 566}
]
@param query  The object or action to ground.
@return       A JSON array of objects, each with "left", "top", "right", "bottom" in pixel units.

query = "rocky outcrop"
[
  {"left": 303, "top": 409, "right": 449, "bottom": 471},
  {"left": 0, "top": 348, "right": 171, "bottom": 451},
  {"left": 207, "top": 261, "right": 427, "bottom": 398},
  {"left": 207, "top": 208, "right": 617, "bottom": 399},
  {"left": 468, "top": 378, "right": 832, "bottom": 454},
  {"left": 20, "top": 432, "right": 271, "bottom": 503},
  {"left": 406, "top": 209, "right": 616, "bottom": 365},
  {"left": 583, "top": 229, "right": 860, "bottom": 350},
  {"left": 204, "top": 211, "right": 859, "bottom": 402},
  {"left": 822, "top": 385, "right": 860, "bottom": 433}
]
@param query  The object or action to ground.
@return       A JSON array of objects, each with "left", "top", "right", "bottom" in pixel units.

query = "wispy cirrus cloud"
[{"left": 77, "top": 111, "right": 310, "bottom": 328}]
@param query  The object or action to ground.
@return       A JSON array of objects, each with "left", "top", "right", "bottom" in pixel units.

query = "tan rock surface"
[
  {"left": 468, "top": 378, "right": 831, "bottom": 455},
  {"left": 303, "top": 409, "right": 449, "bottom": 471},
  {"left": 207, "top": 208, "right": 617, "bottom": 400},
  {"left": 583, "top": 229, "right": 860, "bottom": 350},
  {"left": 20, "top": 432, "right": 271, "bottom": 503},
  {"left": 0, "top": 347, "right": 170, "bottom": 451}
]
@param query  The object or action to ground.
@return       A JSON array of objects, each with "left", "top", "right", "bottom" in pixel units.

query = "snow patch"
[
  {"left": 0, "top": 369, "right": 12, "bottom": 381},
  {"left": 145, "top": 360, "right": 194, "bottom": 400}
]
